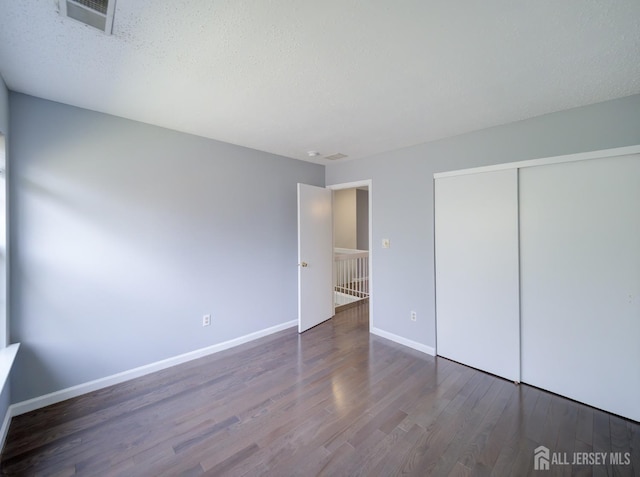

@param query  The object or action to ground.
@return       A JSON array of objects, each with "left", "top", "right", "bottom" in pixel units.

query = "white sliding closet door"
[
  {"left": 435, "top": 169, "right": 520, "bottom": 381},
  {"left": 520, "top": 154, "right": 640, "bottom": 422}
]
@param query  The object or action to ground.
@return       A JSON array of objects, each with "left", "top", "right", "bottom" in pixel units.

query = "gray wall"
[
  {"left": 326, "top": 93, "right": 640, "bottom": 350},
  {"left": 0, "top": 77, "right": 7, "bottom": 135},
  {"left": 333, "top": 189, "right": 357, "bottom": 249},
  {"left": 356, "top": 189, "right": 368, "bottom": 251},
  {"left": 9, "top": 93, "right": 324, "bottom": 402},
  {"left": 0, "top": 76, "right": 10, "bottom": 428}
]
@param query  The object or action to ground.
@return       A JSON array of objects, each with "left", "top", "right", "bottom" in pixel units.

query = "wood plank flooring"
[{"left": 1, "top": 302, "right": 638, "bottom": 476}]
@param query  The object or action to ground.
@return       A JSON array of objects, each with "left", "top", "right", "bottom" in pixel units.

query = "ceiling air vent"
[
  {"left": 60, "top": 0, "right": 116, "bottom": 34},
  {"left": 325, "top": 153, "right": 348, "bottom": 161}
]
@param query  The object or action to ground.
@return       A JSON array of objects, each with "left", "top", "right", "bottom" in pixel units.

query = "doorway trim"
[{"left": 327, "top": 180, "right": 373, "bottom": 331}]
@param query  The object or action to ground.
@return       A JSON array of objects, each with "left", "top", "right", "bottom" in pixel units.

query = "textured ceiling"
[{"left": 1, "top": 1, "right": 639, "bottom": 163}]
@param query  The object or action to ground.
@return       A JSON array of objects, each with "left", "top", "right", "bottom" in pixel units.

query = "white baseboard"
[
  {"left": 370, "top": 327, "right": 436, "bottom": 356},
  {"left": 11, "top": 320, "right": 297, "bottom": 417}
]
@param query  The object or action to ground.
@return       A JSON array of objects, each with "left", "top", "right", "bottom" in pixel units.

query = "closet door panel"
[
  {"left": 435, "top": 169, "right": 520, "bottom": 381},
  {"left": 520, "top": 154, "right": 640, "bottom": 421}
]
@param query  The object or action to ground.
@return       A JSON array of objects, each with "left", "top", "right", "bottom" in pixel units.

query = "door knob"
[{"left": 299, "top": 262, "right": 308, "bottom": 267}]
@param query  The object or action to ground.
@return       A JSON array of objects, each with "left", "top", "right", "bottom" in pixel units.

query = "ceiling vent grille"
[
  {"left": 60, "top": 0, "right": 116, "bottom": 34},
  {"left": 325, "top": 153, "right": 348, "bottom": 161}
]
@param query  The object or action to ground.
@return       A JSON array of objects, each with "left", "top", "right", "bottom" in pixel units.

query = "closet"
[
  {"left": 434, "top": 147, "right": 640, "bottom": 422},
  {"left": 434, "top": 169, "right": 520, "bottom": 382}
]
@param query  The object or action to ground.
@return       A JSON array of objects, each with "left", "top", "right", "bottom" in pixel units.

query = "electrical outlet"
[
  {"left": 202, "top": 314, "right": 211, "bottom": 327},
  {"left": 410, "top": 311, "right": 417, "bottom": 322}
]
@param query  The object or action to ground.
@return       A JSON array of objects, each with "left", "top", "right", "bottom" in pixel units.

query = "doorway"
[
  {"left": 297, "top": 180, "right": 373, "bottom": 333},
  {"left": 328, "top": 180, "right": 372, "bottom": 330}
]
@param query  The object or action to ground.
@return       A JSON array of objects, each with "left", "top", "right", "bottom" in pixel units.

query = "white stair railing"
[{"left": 334, "top": 248, "right": 369, "bottom": 305}]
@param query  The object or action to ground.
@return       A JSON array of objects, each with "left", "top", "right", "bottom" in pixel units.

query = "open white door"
[{"left": 298, "top": 183, "right": 333, "bottom": 333}]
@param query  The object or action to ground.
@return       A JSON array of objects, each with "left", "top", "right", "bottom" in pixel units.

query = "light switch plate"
[{"left": 382, "top": 238, "right": 390, "bottom": 249}]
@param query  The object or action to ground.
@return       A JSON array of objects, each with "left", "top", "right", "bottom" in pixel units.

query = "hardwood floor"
[{"left": 1, "top": 302, "right": 638, "bottom": 476}]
